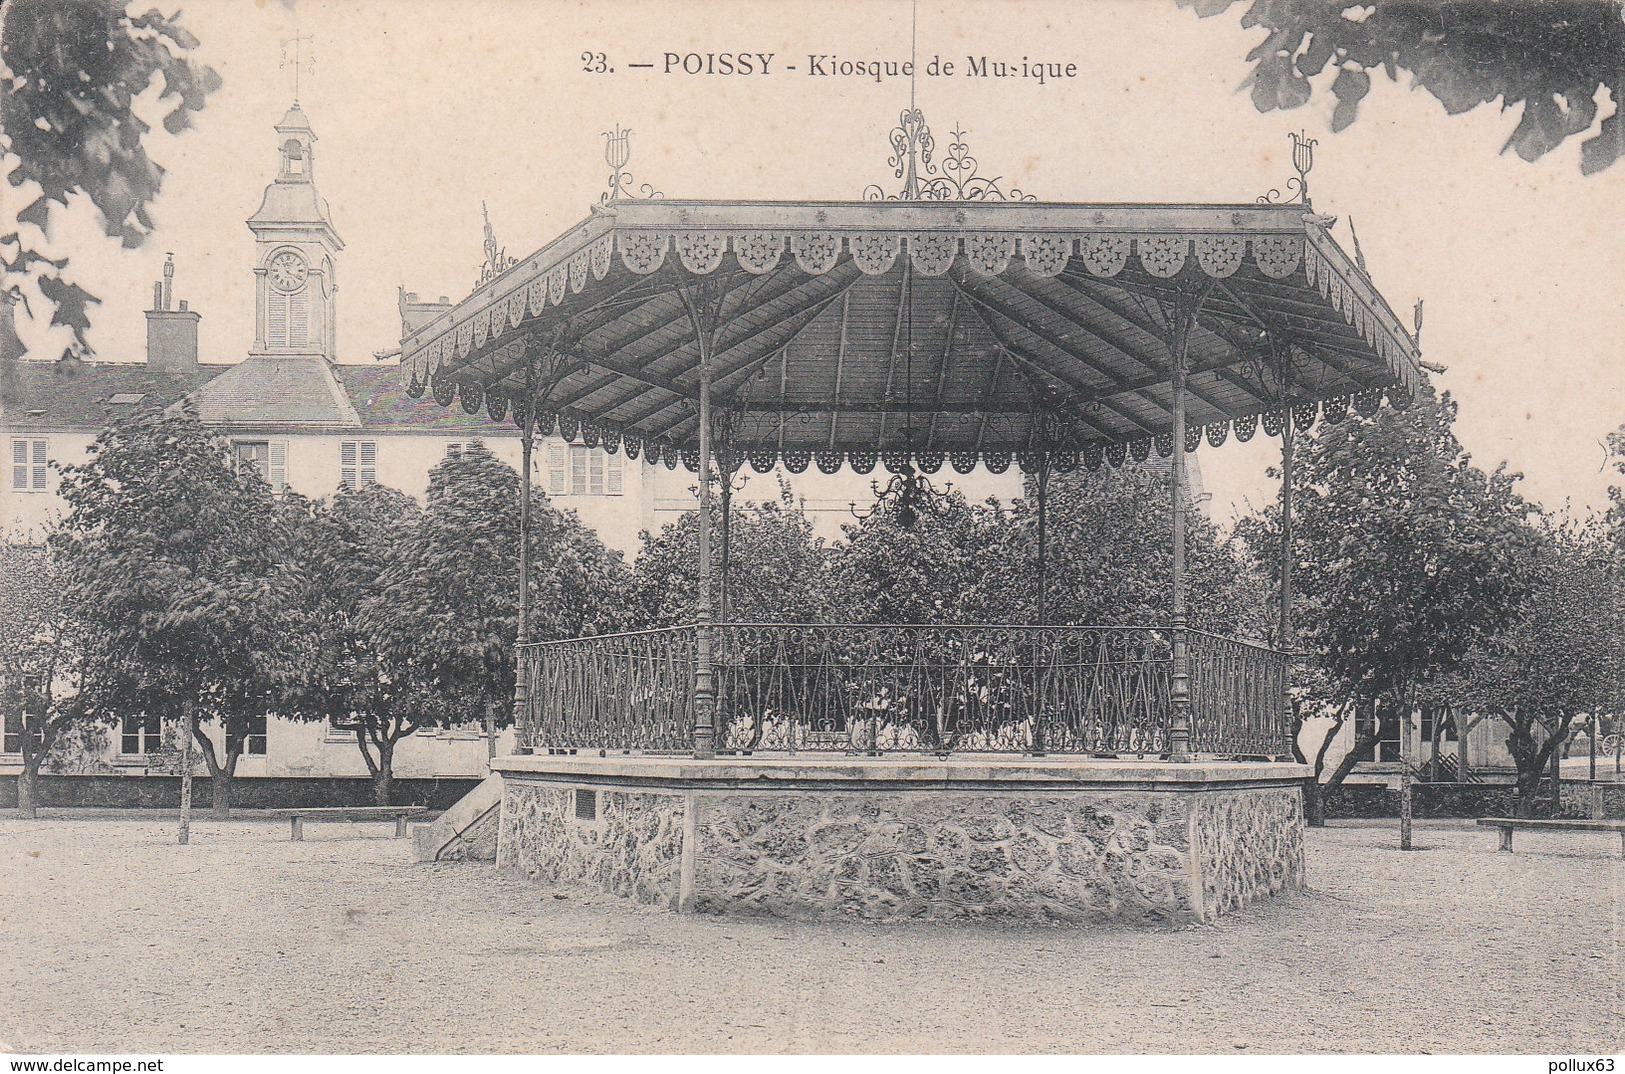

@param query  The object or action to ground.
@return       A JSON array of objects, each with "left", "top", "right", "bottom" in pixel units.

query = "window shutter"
[
  {"left": 289, "top": 289, "right": 309, "bottom": 347},
  {"left": 268, "top": 293, "right": 288, "bottom": 347},
  {"left": 546, "top": 442, "right": 567, "bottom": 495},
  {"left": 269, "top": 441, "right": 287, "bottom": 492},
  {"left": 340, "top": 440, "right": 357, "bottom": 488},
  {"left": 360, "top": 441, "right": 377, "bottom": 486},
  {"left": 587, "top": 451, "right": 605, "bottom": 496},
  {"left": 30, "top": 440, "right": 46, "bottom": 490},
  {"left": 606, "top": 452, "right": 623, "bottom": 495},
  {"left": 11, "top": 440, "right": 27, "bottom": 490}
]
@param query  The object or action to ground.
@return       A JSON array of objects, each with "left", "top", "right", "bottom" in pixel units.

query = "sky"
[{"left": 10, "top": 0, "right": 1624, "bottom": 523}]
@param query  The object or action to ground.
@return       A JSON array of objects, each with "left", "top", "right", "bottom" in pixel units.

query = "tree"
[
  {"left": 1235, "top": 482, "right": 1349, "bottom": 827},
  {"left": 0, "top": 545, "right": 99, "bottom": 816},
  {"left": 1, "top": 0, "right": 219, "bottom": 365},
  {"left": 633, "top": 477, "right": 841, "bottom": 626},
  {"left": 830, "top": 487, "right": 1010, "bottom": 625},
  {"left": 287, "top": 484, "right": 432, "bottom": 806},
  {"left": 1453, "top": 513, "right": 1615, "bottom": 814},
  {"left": 1179, "top": 0, "right": 1625, "bottom": 174},
  {"left": 1009, "top": 465, "right": 1272, "bottom": 636},
  {"left": 377, "top": 443, "right": 632, "bottom": 754},
  {"left": 51, "top": 405, "right": 300, "bottom": 821},
  {"left": 1282, "top": 382, "right": 1535, "bottom": 833}
]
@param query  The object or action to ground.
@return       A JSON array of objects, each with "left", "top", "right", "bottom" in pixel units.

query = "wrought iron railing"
[
  {"left": 518, "top": 622, "right": 1290, "bottom": 758},
  {"left": 1187, "top": 630, "right": 1291, "bottom": 758},
  {"left": 712, "top": 623, "right": 1172, "bottom": 754},
  {"left": 519, "top": 625, "right": 696, "bottom": 753}
]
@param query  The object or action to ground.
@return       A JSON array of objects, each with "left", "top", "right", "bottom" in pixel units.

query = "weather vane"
[{"left": 280, "top": 28, "right": 315, "bottom": 102}]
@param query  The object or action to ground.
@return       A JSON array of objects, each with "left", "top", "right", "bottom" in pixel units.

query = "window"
[
  {"left": 121, "top": 713, "right": 161, "bottom": 756},
  {"left": 227, "top": 714, "right": 268, "bottom": 757},
  {"left": 3, "top": 710, "right": 23, "bottom": 755},
  {"left": 341, "top": 440, "right": 377, "bottom": 489},
  {"left": 234, "top": 440, "right": 287, "bottom": 492},
  {"left": 444, "top": 442, "right": 465, "bottom": 459},
  {"left": 10, "top": 438, "right": 47, "bottom": 492},
  {"left": 546, "top": 443, "right": 623, "bottom": 496}
]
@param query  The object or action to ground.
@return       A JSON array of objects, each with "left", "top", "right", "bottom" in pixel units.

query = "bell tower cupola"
[{"left": 247, "top": 103, "right": 343, "bottom": 361}]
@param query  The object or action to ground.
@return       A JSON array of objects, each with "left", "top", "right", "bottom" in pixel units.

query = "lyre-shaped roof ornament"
[
  {"left": 1258, "top": 130, "right": 1317, "bottom": 206},
  {"left": 600, "top": 125, "right": 664, "bottom": 204}
]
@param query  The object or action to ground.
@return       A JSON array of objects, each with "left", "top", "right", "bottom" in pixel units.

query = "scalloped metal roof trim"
[{"left": 403, "top": 225, "right": 1420, "bottom": 397}]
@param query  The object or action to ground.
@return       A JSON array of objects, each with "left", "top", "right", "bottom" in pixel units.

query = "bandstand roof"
[{"left": 401, "top": 197, "right": 1423, "bottom": 475}]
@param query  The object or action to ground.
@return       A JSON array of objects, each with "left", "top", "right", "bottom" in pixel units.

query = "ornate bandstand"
[{"left": 401, "top": 122, "right": 1422, "bottom": 923}]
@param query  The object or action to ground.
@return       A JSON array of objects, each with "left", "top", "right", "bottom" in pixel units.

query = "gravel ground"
[{"left": 0, "top": 813, "right": 1620, "bottom": 1054}]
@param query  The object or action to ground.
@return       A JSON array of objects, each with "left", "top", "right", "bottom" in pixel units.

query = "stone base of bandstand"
[{"left": 490, "top": 755, "right": 1309, "bottom": 925}]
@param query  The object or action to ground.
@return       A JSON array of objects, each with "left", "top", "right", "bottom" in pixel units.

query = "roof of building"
[
  {"left": 0, "top": 356, "right": 516, "bottom": 436},
  {"left": 0, "top": 359, "right": 223, "bottom": 430},
  {"left": 248, "top": 179, "right": 337, "bottom": 230},
  {"left": 191, "top": 355, "right": 361, "bottom": 426},
  {"left": 333, "top": 363, "right": 515, "bottom": 433},
  {"left": 277, "top": 103, "right": 312, "bottom": 132}
]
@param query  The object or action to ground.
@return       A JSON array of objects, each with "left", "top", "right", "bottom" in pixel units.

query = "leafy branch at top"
[
  {"left": 1, "top": 0, "right": 220, "bottom": 353},
  {"left": 1180, "top": 0, "right": 1625, "bottom": 174}
]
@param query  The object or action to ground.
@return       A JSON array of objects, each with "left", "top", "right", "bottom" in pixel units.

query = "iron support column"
[
  {"left": 1278, "top": 398, "right": 1296, "bottom": 759},
  {"left": 1031, "top": 455, "right": 1051, "bottom": 756},
  {"left": 1278, "top": 408, "right": 1294, "bottom": 651},
  {"left": 681, "top": 280, "right": 722, "bottom": 760},
  {"left": 1167, "top": 284, "right": 1209, "bottom": 763},
  {"left": 511, "top": 389, "right": 536, "bottom": 754},
  {"left": 1035, "top": 460, "right": 1049, "bottom": 628},
  {"left": 719, "top": 449, "right": 733, "bottom": 623}
]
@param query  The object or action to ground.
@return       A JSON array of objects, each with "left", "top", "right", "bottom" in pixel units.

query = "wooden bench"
[
  {"left": 1476, "top": 817, "right": 1625, "bottom": 858},
  {"left": 269, "top": 806, "right": 428, "bottom": 841}
]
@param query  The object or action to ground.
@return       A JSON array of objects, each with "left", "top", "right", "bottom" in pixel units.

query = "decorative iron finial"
[
  {"left": 863, "top": 110, "right": 1034, "bottom": 202},
  {"left": 600, "top": 125, "right": 664, "bottom": 204},
  {"left": 1413, "top": 298, "right": 1425, "bottom": 344},
  {"left": 1257, "top": 130, "right": 1317, "bottom": 206},
  {"left": 478, "top": 201, "right": 515, "bottom": 285}
]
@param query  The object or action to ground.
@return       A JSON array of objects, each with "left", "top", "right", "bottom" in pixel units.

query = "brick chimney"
[{"left": 145, "top": 253, "right": 200, "bottom": 374}]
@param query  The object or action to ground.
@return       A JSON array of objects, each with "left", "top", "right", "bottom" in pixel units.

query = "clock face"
[{"left": 268, "top": 250, "right": 308, "bottom": 292}]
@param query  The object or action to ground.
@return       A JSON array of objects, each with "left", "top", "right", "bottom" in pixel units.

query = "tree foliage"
[
  {"left": 0, "top": 544, "right": 98, "bottom": 814},
  {"left": 1448, "top": 512, "right": 1613, "bottom": 808},
  {"left": 286, "top": 483, "right": 433, "bottom": 804},
  {"left": 1011, "top": 466, "right": 1271, "bottom": 636},
  {"left": 50, "top": 405, "right": 299, "bottom": 814},
  {"left": 376, "top": 443, "right": 632, "bottom": 731},
  {"left": 831, "top": 488, "right": 1011, "bottom": 625},
  {"left": 632, "top": 477, "right": 841, "bottom": 626},
  {"left": 1, "top": 0, "right": 219, "bottom": 355},
  {"left": 1288, "top": 381, "right": 1535, "bottom": 709},
  {"left": 628, "top": 462, "right": 1270, "bottom": 633},
  {"left": 1181, "top": 0, "right": 1625, "bottom": 174}
]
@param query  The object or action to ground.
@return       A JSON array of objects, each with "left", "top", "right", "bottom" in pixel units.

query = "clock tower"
[{"left": 247, "top": 103, "right": 343, "bottom": 361}]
